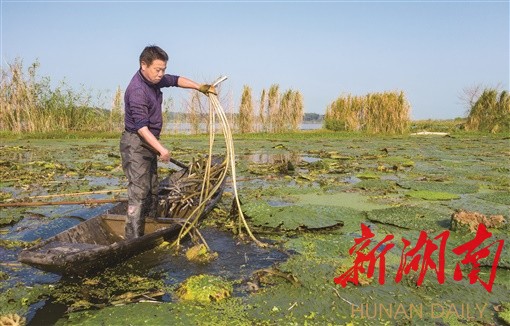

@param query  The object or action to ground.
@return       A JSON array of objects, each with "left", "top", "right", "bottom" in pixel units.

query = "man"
[{"left": 121, "top": 45, "right": 215, "bottom": 239}]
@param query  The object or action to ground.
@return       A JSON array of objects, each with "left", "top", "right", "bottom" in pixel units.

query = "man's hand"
[
  {"left": 159, "top": 148, "right": 170, "bottom": 162},
  {"left": 198, "top": 84, "right": 217, "bottom": 95}
]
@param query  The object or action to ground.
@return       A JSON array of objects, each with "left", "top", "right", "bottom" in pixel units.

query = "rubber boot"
[{"left": 125, "top": 204, "right": 144, "bottom": 239}]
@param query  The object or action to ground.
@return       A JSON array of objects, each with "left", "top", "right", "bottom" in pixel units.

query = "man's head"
[{"left": 139, "top": 45, "right": 168, "bottom": 84}]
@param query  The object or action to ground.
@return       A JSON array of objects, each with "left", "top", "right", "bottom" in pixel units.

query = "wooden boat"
[{"left": 18, "top": 157, "right": 226, "bottom": 276}]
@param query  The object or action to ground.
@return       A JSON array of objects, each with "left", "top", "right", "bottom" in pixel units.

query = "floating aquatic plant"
[
  {"left": 407, "top": 190, "right": 460, "bottom": 201},
  {"left": 398, "top": 181, "right": 478, "bottom": 194},
  {"left": 242, "top": 200, "right": 348, "bottom": 231},
  {"left": 476, "top": 191, "right": 510, "bottom": 206},
  {"left": 366, "top": 206, "right": 447, "bottom": 231},
  {"left": 176, "top": 274, "right": 232, "bottom": 303}
]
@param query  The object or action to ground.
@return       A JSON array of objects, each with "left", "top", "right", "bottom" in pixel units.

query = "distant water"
[
  {"left": 165, "top": 122, "right": 324, "bottom": 133},
  {"left": 300, "top": 123, "right": 323, "bottom": 130}
]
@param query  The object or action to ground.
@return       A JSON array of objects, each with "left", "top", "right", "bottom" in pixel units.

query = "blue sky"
[{"left": 2, "top": 1, "right": 508, "bottom": 119}]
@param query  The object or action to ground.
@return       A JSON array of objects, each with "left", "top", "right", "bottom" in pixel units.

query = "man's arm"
[
  {"left": 177, "top": 76, "right": 216, "bottom": 95},
  {"left": 137, "top": 126, "right": 170, "bottom": 162},
  {"left": 177, "top": 76, "right": 200, "bottom": 90}
]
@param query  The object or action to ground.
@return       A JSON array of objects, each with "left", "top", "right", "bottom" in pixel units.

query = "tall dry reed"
[
  {"left": 325, "top": 91, "right": 411, "bottom": 134},
  {"left": 238, "top": 85, "right": 254, "bottom": 133},
  {"left": 465, "top": 88, "right": 509, "bottom": 133},
  {"left": 0, "top": 58, "right": 113, "bottom": 133}
]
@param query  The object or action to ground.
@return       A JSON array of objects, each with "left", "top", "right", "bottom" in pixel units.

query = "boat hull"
[
  {"left": 18, "top": 157, "right": 225, "bottom": 276},
  {"left": 18, "top": 214, "right": 181, "bottom": 275}
]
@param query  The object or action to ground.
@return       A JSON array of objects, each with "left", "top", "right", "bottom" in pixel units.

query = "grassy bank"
[{"left": 1, "top": 118, "right": 502, "bottom": 142}]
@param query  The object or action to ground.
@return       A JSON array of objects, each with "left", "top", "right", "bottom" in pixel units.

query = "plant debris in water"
[
  {"left": 185, "top": 244, "right": 218, "bottom": 263},
  {"left": 0, "top": 313, "right": 26, "bottom": 326},
  {"left": 450, "top": 209, "right": 507, "bottom": 233},
  {"left": 175, "top": 274, "right": 232, "bottom": 303},
  {"left": 51, "top": 271, "right": 165, "bottom": 312}
]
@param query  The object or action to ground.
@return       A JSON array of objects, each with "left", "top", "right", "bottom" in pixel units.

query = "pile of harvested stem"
[
  {"left": 169, "top": 77, "right": 265, "bottom": 249},
  {"left": 158, "top": 156, "right": 226, "bottom": 220}
]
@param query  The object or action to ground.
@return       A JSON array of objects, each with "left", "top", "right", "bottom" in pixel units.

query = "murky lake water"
[{"left": 1, "top": 134, "right": 509, "bottom": 325}]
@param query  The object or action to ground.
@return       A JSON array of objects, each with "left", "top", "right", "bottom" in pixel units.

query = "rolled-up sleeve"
[{"left": 159, "top": 74, "right": 180, "bottom": 88}]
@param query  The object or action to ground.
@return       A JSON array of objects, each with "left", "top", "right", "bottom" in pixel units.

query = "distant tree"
[
  {"left": 465, "top": 88, "right": 509, "bottom": 133},
  {"left": 460, "top": 84, "right": 484, "bottom": 110},
  {"left": 304, "top": 113, "right": 322, "bottom": 121}
]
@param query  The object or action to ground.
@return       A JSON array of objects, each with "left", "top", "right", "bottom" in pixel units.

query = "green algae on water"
[
  {"left": 407, "top": 190, "right": 461, "bottom": 201},
  {"left": 176, "top": 274, "right": 232, "bottom": 303}
]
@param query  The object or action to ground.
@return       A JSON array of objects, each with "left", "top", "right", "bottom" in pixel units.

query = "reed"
[
  {"left": 254, "top": 86, "right": 304, "bottom": 133},
  {"left": 290, "top": 91, "right": 304, "bottom": 131},
  {"left": 465, "top": 88, "right": 509, "bottom": 133},
  {"left": 238, "top": 85, "right": 254, "bottom": 133},
  {"left": 0, "top": 58, "right": 113, "bottom": 133},
  {"left": 267, "top": 84, "right": 280, "bottom": 132},
  {"left": 274, "top": 89, "right": 291, "bottom": 132},
  {"left": 187, "top": 92, "right": 202, "bottom": 134},
  {"left": 325, "top": 91, "right": 410, "bottom": 134},
  {"left": 109, "top": 86, "right": 123, "bottom": 132},
  {"left": 258, "top": 89, "right": 267, "bottom": 132}
]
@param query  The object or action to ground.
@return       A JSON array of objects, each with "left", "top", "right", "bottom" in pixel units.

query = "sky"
[{"left": 1, "top": 0, "right": 509, "bottom": 120}]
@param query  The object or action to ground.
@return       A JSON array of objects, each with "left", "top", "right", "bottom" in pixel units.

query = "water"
[
  {"left": 122, "top": 228, "right": 288, "bottom": 294},
  {"left": 25, "top": 227, "right": 288, "bottom": 324},
  {"left": 165, "top": 122, "right": 323, "bottom": 133}
]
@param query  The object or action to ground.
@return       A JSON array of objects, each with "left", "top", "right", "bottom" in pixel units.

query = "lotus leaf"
[
  {"left": 398, "top": 181, "right": 478, "bottom": 194},
  {"left": 366, "top": 206, "right": 447, "bottom": 231},
  {"left": 476, "top": 192, "right": 510, "bottom": 206},
  {"left": 355, "top": 179, "right": 397, "bottom": 192},
  {"left": 243, "top": 200, "right": 352, "bottom": 230}
]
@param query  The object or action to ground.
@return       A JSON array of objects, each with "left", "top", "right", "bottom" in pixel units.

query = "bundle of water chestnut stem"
[{"left": 171, "top": 76, "right": 266, "bottom": 249}]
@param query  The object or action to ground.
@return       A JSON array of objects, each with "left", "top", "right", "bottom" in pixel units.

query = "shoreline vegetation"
[
  {"left": 2, "top": 121, "right": 508, "bottom": 141},
  {"left": 1, "top": 58, "right": 508, "bottom": 137}
]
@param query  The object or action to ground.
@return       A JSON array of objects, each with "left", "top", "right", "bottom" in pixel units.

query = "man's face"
[{"left": 141, "top": 59, "right": 167, "bottom": 84}]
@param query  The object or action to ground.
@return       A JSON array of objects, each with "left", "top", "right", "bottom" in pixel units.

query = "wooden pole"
[
  {"left": 27, "top": 189, "right": 126, "bottom": 200},
  {"left": 0, "top": 198, "right": 127, "bottom": 208}
]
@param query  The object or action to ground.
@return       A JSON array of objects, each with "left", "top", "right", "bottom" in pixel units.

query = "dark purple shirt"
[{"left": 124, "top": 70, "right": 179, "bottom": 137}]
